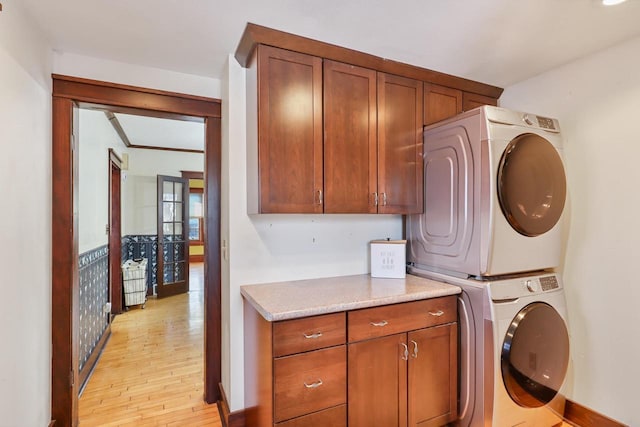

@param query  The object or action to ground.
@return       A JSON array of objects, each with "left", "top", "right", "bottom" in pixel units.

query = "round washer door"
[
  {"left": 501, "top": 302, "right": 569, "bottom": 408},
  {"left": 497, "top": 133, "right": 566, "bottom": 237}
]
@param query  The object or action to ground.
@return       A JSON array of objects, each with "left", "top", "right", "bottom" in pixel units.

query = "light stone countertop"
[{"left": 240, "top": 274, "right": 461, "bottom": 321}]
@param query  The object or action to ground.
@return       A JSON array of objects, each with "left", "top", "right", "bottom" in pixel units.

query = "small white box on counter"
[{"left": 370, "top": 239, "right": 407, "bottom": 278}]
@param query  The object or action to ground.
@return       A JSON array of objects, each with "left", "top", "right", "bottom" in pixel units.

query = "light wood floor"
[{"left": 79, "top": 263, "right": 222, "bottom": 426}]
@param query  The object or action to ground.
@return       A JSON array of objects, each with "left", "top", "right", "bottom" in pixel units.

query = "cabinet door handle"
[
  {"left": 373, "top": 192, "right": 379, "bottom": 206},
  {"left": 401, "top": 343, "right": 409, "bottom": 361},
  {"left": 410, "top": 340, "right": 418, "bottom": 358},
  {"left": 429, "top": 310, "right": 444, "bottom": 317},
  {"left": 382, "top": 192, "right": 387, "bottom": 206},
  {"left": 302, "top": 332, "right": 323, "bottom": 339},
  {"left": 370, "top": 320, "right": 388, "bottom": 327},
  {"left": 304, "top": 379, "right": 323, "bottom": 389},
  {"left": 316, "top": 189, "right": 323, "bottom": 205}
]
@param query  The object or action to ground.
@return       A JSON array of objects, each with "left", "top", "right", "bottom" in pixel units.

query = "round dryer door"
[
  {"left": 497, "top": 133, "right": 566, "bottom": 237},
  {"left": 501, "top": 302, "right": 569, "bottom": 408}
]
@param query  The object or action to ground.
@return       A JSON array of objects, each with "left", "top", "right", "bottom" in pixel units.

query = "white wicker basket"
[{"left": 122, "top": 259, "right": 148, "bottom": 308}]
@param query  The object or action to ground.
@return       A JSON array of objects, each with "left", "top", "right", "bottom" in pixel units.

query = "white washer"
[
  {"left": 409, "top": 267, "right": 571, "bottom": 427},
  {"left": 407, "top": 106, "right": 567, "bottom": 277}
]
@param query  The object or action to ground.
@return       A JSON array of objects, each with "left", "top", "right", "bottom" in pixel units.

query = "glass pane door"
[{"left": 157, "top": 175, "right": 190, "bottom": 298}]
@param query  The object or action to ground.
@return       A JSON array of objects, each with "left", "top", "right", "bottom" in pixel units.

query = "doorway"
[{"left": 51, "top": 75, "right": 222, "bottom": 427}]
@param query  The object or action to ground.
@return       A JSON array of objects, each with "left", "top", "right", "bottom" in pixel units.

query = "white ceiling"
[
  {"left": 114, "top": 113, "right": 205, "bottom": 151},
  {"left": 19, "top": 0, "right": 640, "bottom": 88}
]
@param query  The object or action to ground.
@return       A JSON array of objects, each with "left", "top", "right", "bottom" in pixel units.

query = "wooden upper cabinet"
[
  {"left": 462, "top": 91, "right": 498, "bottom": 111},
  {"left": 248, "top": 45, "right": 323, "bottom": 213},
  {"left": 424, "top": 83, "right": 463, "bottom": 125},
  {"left": 378, "top": 73, "right": 424, "bottom": 215},
  {"left": 324, "top": 60, "right": 377, "bottom": 213}
]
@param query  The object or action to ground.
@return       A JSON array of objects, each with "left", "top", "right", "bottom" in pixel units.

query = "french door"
[{"left": 157, "top": 175, "right": 190, "bottom": 298}]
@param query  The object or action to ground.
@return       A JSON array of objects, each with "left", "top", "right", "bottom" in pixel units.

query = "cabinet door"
[
  {"left": 377, "top": 73, "right": 424, "bottom": 214},
  {"left": 462, "top": 91, "right": 498, "bottom": 111},
  {"left": 424, "top": 83, "right": 462, "bottom": 125},
  {"left": 348, "top": 334, "right": 408, "bottom": 427},
  {"left": 324, "top": 60, "right": 377, "bottom": 213},
  {"left": 407, "top": 324, "right": 458, "bottom": 427},
  {"left": 256, "top": 45, "right": 323, "bottom": 213}
]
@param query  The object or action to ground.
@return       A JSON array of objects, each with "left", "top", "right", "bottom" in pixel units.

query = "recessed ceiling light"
[{"left": 602, "top": 0, "right": 627, "bottom": 5}]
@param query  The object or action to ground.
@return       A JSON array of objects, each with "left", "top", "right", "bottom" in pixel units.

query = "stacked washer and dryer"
[{"left": 407, "top": 106, "right": 571, "bottom": 426}]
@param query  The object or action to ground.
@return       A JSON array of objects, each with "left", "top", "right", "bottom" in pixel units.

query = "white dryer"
[
  {"left": 407, "top": 106, "right": 567, "bottom": 277},
  {"left": 409, "top": 267, "right": 571, "bottom": 426}
]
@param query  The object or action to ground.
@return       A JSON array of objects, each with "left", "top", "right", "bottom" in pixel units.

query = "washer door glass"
[
  {"left": 501, "top": 302, "right": 569, "bottom": 408},
  {"left": 497, "top": 134, "right": 566, "bottom": 237}
]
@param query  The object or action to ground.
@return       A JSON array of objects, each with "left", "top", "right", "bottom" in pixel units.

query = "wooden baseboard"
[
  {"left": 564, "top": 398, "right": 628, "bottom": 427},
  {"left": 78, "top": 326, "right": 111, "bottom": 395},
  {"left": 218, "top": 383, "right": 245, "bottom": 427}
]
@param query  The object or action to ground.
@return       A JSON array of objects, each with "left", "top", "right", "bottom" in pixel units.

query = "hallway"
[{"left": 79, "top": 263, "right": 222, "bottom": 426}]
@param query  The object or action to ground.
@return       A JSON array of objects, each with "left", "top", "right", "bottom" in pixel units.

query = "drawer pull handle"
[
  {"left": 411, "top": 340, "right": 418, "bottom": 358},
  {"left": 401, "top": 343, "right": 409, "bottom": 361},
  {"left": 304, "top": 379, "right": 323, "bottom": 389},
  {"left": 429, "top": 310, "right": 444, "bottom": 317},
  {"left": 303, "top": 332, "right": 323, "bottom": 339},
  {"left": 370, "top": 320, "right": 388, "bottom": 327}
]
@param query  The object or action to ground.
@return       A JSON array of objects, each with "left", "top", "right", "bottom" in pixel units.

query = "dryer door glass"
[
  {"left": 497, "top": 134, "right": 566, "bottom": 237},
  {"left": 501, "top": 302, "right": 569, "bottom": 408}
]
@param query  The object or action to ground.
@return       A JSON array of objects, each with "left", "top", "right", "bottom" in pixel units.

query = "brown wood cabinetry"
[
  {"left": 462, "top": 91, "right": 498, "bottom": 111},
  {"left": 240, "top": 24, "right": 502, "bottom": 214},
  {"left": 323, "top": 60, "right": 378, "bottom": 213},
  {"left": 248, "top": 46, "right": 424, "bottom": 214},
  {"left": 377, "top": 73, "right": 423, "bottom": 214},
  {"left": 407, "top": 324, "right": 457, "bottom": 427},
  {"left": 244, "top": 295, "right": 457, "bottom": 427},
  {"left": 348, "top": 297, "right": 458, "bottom": 427},
  {"left": 424, "top": 84, "right": 501, "bottom": 125},
  {"left": 247, "top": 44, "right": 323, "bottom": 214},
  {"left": 244, "top": 305, "right": 347, "bottom": 426},
  {"left": 423, "top": 83, "right": 463, "bottom": 125}
]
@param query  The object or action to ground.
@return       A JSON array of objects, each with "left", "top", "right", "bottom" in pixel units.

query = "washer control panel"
[
  {"left": 489, "top": 273, "right": 562, "bottom": 301},
  {"left": 540, "top": 275, "right": 559, "bottom": 291}
]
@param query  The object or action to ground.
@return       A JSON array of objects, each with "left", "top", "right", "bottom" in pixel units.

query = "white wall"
[
  {"left": 501, "top": 35, "right": 640, "bottom": 426},
  {"left": 122, "top": 149, "right": 204, "bottom": 235},
  {"left": 0, "top": 2, "right": 53, "bottom": 426},
  {"left": 53, "top": 51, "right": 221, "bottom": 99},
  {"left": 221, "top": 55, "right": 404, "bottom": 411},
  {"left": 78, "top": 109, "right": 127, "bottom": 253}
]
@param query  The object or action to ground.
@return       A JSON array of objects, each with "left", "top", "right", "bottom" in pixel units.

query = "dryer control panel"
[{"left": 522, "top": 113, "right": 557, "bottom": 130}]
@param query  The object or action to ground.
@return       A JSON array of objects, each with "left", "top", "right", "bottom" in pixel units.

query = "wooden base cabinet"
[
  {"left": 348, "top": 333, "right": 408, "bottom": 426},
  {"left": 244, "top": 302, "right": 347, "bottom": 427},
  {"left": 244, "top": 296, "right": 457, "bottom": 427},
  {"left": 348, "top": 298, "right": 458, "bottom": 427},
  {"left": 407, "top": 325, "right": 458, "bottom": 427}
]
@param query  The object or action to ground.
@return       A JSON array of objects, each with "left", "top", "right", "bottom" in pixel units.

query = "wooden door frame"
[
  {"left": 181, "top": 170, "right": 205, "bottom": 263},
  {"left": 108, "top": 149, "right": 123, "bottom": 315},
  {"left": 51, "top": 74, "right": 222, "bottom": 427}
]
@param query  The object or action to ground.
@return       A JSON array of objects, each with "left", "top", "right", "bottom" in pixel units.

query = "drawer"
[
  {"left": 273, "top": 312, "right": 346, "bottom": 357},
  {"left": 275, "top": 404, "right": 346, "bottom": 427},
  {"left": 348, "top": 296, "right": 456, "bottom": 342},
  {"left": 274, "top": 346, "right": 347, "bottom": 422}
]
